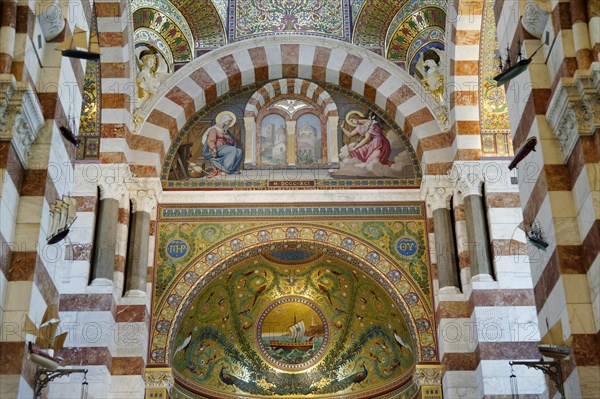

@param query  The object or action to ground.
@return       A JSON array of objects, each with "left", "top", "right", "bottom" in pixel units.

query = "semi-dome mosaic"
[{"left": 171, "top": 250, "right": 418, "bottom": 398}]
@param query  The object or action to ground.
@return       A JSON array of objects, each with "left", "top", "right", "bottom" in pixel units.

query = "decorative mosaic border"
[
  {"left": 158, "top": 203, "right": 425, "bottom": 220},
  {"left": 172, "top": 369, "right": 420, "bottom": 399}
]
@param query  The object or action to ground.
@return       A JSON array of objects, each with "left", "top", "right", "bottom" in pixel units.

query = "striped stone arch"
[
  {"left": 134, "top": 35, "right": 450, "bottom": 178},
  {"left": 244, "top": 78, "right": 338, "bottom": 118}
]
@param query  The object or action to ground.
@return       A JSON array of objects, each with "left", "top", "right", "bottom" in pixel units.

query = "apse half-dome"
[{"left": 170, "top": 249, "right": 418, "bottom": 399}]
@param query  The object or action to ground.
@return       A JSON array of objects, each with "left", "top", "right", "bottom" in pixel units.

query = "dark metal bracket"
[
  {"left": 34, "top": 368, "right": 88, "bottom": 398},
  {"left": 510, "top": 360, "right": 565, "bottom": 399}
]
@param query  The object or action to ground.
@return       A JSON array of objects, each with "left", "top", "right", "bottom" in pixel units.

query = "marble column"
[
  {"left": 589, "top": 0, "right": 600, "bottom": 59},
  {"left": 124, "top": 190, "right": 156, "bottom": 297},
  {"left": 90, "top": 184, "right": 122, "bottom": 285},
  {"left": 459, "top": 175, "right": 493, "bottom": 282},
  {"left": 426, "top": 187, "right": 460, "bottom": 292}
]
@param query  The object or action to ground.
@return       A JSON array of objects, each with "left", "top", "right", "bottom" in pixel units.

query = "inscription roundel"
[
  {"left": 396, "top": 237, "right": 418, "bottom": 257},
  {"left": 166, "top": 239, "right": 188, "bottom": 259}
]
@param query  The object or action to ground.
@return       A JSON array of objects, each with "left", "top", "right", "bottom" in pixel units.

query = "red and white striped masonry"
[
  {"left": 446, "top": 0, "right": 485, "bottom": 162},
  {"left": 244, "top": 78, "right": 338, "bottom": 118},
  {"left": 496, "top": 0, "right": 600, "bottom": 396},
  {"left": 132, "top": 36, "right": 452, "bottom": 177},
  {"left": 0, "top": 0, "right": 87, "bottom": 397}
]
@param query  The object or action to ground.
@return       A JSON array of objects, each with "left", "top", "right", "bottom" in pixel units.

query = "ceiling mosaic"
[
  {"left": 353, "top": 0, "right": 403, "bottom": 49},
  {"left": 171, "top": 255, "right": 418, "bottom": 398},
  {"left": 479, "top": 0, "right": 513, "bottom": 156},
  {"left": 386, "top": 7, "right": 445, "bottom": 64},
  {"left": 133, "top": 7, "right": 194, "bottom": 62},
  {"left": 229, "top": 0, "right": 351, "bottom": 42},
  {"left": 150, "top": 203, "right": 437, "bottom": 398},
  {"left": 133, "top": 0, "right": 226, "bottom": 51}
]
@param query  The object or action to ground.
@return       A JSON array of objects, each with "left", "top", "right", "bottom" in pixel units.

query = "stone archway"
[{"left": 131, "top": 35, "right": 451, "bottom": 178}]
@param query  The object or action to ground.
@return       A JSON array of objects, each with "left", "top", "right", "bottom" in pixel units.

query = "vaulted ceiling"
[{"left": 131, "top": 0, "right": 447, "bottom": 70}]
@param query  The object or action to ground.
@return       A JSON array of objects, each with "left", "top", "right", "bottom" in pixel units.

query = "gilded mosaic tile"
[
  {"left": 479, "top": 0, "right": 513, "bottom": 156},
  {"left": 133, "top": 8, "right": 193, "bottom": 62},
  {"left": 76, "top": 59, "right": 100, "bottom": 160},
  {"left": 230, "top": 0, "right": 351, "bottom": 41},
  {"left": 150, "top": 203, "right": 437, "bottom": 390}
]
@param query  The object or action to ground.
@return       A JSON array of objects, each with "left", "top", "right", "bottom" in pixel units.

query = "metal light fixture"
[
  {"left": 80, "top": 370, "right": 89, "bottom": 399},
  {"left": 509, "top": 344, "right": 570, "bottom": 399},
  {"left": 509, "top": 363, "right": 519, "bottom": 399},
  {"left": 34, "top": 368, "right": 88, "bottom": 398}
]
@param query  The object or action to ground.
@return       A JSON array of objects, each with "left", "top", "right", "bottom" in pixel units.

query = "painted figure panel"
[{"left": 165, "top": 87, "right": 421, "bottom": 189}]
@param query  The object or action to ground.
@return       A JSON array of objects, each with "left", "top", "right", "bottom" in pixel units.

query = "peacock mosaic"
[{"left": 151, "top": 203, "right": 437, "bottom": 398}]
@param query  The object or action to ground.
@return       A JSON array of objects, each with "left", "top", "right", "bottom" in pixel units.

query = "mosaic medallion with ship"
[{"left": 257, "top": 297, "right": 329, "bottom": 370}]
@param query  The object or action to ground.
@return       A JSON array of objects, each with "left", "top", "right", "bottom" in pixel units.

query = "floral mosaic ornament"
[
  {"left": 231, "top": 0, "right": 351, "bottom": 41},
  {"left": 133, "top": 8, "right": 193, "bottom": 62},
  {"left": 479, "top": 0, "right": 513, "bottom": 156}
]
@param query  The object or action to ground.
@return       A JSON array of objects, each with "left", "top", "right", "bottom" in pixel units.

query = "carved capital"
[
  {"left": 129, "top": 189, "right": 158, "bottom": 213},
  {"left": 457, "top": 172, "right": 483, "bottom": 197},
  {"left": 0, "top": 76, "right": 45, "bottom": 168},
  {"left": 522, "top": 0, "right": 550, "bottom": 39},
  {"left": 126, "top": 177, "right": 162, "bottom": 213},
  {"left": 414, "top": 364, "right": 444, "bottom": 386},
  {"left": 423, "top": 186, "right": 454, "bottom": 211},
  {"left": 98, "top": 164, "right": 132, "bottom": 201},
  {"left": 144, "top": 367, "right": 173, "bottom": 397},
  {"left": 547, "top": 62, "right": 600, "bottom": 162}
]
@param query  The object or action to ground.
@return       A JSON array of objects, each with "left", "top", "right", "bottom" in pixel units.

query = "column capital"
[
  {"left": 421, "top": 181, "right": 454, "bottom": 211},
  {"left": 144, "top": 367, "right": 173, "bottom": 398},
  {"left": 127, "top": 177, "right": 162, "bottom": 213},
  {"left": 546, "top": 62, "right": 600, "bottom": 162},
  {"left": 414, "top": 364, "right": 443, "bottom": 385},
  {"left": 413, "top": 364, "right": 443, "bottom": 398},
  {"left": 457, "top": 172, "right": 484, "bottom": 197},
  {"left": 0, "top": 76, "right": 45, "bottom": 169},
  {"left": 98, "top": 164, "right": 133, "bottom": 200},
  {"left": 129, "top": 189, "right": 158, "bottom": 213}
]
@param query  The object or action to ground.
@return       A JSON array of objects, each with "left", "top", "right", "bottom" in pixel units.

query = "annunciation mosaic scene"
[{"left": 162, "top": 81, "right": 421, "bottom": 190}]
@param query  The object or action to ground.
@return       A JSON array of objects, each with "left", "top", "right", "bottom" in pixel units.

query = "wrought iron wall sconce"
[
  {"left": 509, "top": 344, "right": 570, "bottom": 399},
  {"left": 34, "top": 368, "right": 88, "bottom": 398}
]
